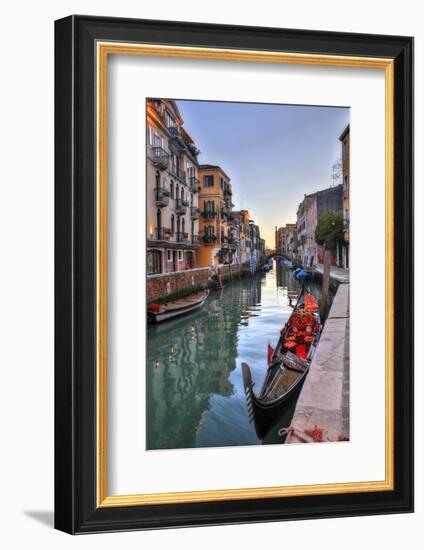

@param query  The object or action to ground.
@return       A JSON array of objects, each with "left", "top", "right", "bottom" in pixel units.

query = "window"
[
  {"left": 344, "top": 175, "right": 348, "bottom": 192},
  {"left": 171, "top": 215, "right": 175, "bottom": 235},
  {"left": 170, "top": 181, "right": 174, "bottom": 198},
  {"left": 155, "top": 171, "right": 160, "bottom": 189},
  {"left": 220, "top": 178, "right": 225, "bottom": 189},
  {"left": 178, "top": 250, "right": 183, "bottom": 261},
  {"left": 205, "top": 200, "right": 214, "bottom": 212},
  {"left": 148, "top": 126, "right": 152, "bottom": 145},
  {"left": 165, "top": 110, "right": 175, "bottom": 128},
  {"left": 154, "top": 132, "right": 161, "bottom": 146},
  {"left": 344, "top": 208, "right": 349, "bottom": 223},
  {"left": 147, "top": 250, "right": 162, "bottom": 274},
  {"left": 167, "top": 250, "right": 172, "bottom": 261},
  {"left": 204, "top": 175, "right": 214, "bottom": 187},
  {"left": 343, "top": 140, "right": 348, "bottom": 160}
]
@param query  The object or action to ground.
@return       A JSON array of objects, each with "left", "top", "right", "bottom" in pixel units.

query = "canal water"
[{"left": 146, "top": 262, "right": 327, "bottom": 451}]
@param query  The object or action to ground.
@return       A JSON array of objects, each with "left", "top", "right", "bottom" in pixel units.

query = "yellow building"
[
  {"left": 197, "top": 165, "right": 233, "bottom": 269},
  {"left": 340, "top": 124, "right": 350, "bottom": 268}
]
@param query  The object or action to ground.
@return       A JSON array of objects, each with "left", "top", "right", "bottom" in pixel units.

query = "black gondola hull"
[{"left": 242, "top": 362, "right": 308, "bottom": 439}]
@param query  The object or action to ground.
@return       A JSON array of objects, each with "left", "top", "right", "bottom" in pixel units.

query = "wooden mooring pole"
[{"left": 320, "top": 249, "right": 331, "bottom": 318}]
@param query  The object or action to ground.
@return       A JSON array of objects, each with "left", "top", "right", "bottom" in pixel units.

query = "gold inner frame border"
[{"left": 96, "top": 42, "right": 394, "bottom": 508}]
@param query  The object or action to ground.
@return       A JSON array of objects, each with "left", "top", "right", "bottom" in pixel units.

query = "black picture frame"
[{"left": 55, "top": 15, "right": 414, "bottom": 534}]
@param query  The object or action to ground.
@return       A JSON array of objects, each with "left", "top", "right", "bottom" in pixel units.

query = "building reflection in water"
[{"left": 146, "top": 263, "right": 312, "bottom": 450}]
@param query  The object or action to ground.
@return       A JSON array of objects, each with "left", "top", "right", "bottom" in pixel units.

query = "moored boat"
[
  {"left": 242, "top": 286, "right": 322, "bottom": 438},
  {"left": 148, "top": 289, "right": 209, "bottom": 323}
]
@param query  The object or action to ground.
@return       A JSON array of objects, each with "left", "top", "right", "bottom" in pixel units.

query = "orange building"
[{"left": 197, "top": 165, "right": 234, "bottom": 269}]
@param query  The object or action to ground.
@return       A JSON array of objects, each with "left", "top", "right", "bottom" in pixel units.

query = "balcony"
[
  {"left": 203, "top": 234, "right": 217, "bottom": 244},
  {"left": 189, "top": 177, "right": 200, "bottom": 193},
  {"left": 155, "top": 187, "right": 170, "bottom": 207},
  {"left": 224, "top": 187, "right": 232, "bottom": 197},
  {"left": 178, "top": 170, "right": 187, "bottom": 184},
  {"left": 190, "top": 206, "right": 200, "bottom": 219},
  {"left": 151, "top": 147, "right": 169, "bottom": 170},
  {"left": 202, "top": 210, "right": 216, "bottom": 220},
  {"left": 169, "top": 166, "right": 187, "bottom": 184},
  {"left": 175, "top": 199, "right": 188, "bottom": 215},
  {"left": 155, "top": 227, "right": 172, "bottom": 241},
  {"left": 176, "top": 232, "right": 189, "bottom": 243},
  {"left": 221, "top": 206, "right": 231, "bottom": 219}
]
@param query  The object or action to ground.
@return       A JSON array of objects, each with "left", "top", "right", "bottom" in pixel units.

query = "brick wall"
[
  {"left": 217, "top": 262, "right": 252, "bottom": 280},
  {"left": 147, "top": 267, "right": 210, "bottom": 303}
]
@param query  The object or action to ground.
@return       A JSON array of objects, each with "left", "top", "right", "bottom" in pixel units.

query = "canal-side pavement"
[
  {"left": 313, "top": 263, "right": 350, "bottom": 284},
  {"left": 286, "top": 278, "right": 350, "bottom": 443}
]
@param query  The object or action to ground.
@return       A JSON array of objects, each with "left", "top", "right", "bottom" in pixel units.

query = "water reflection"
[{"left": 146, "top": 262, "right": 320, "bottom": 450}]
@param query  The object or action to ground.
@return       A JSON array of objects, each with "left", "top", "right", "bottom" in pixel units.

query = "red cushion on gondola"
[{"left": 296, "top": 344, "right": 308, "bottom": 360}]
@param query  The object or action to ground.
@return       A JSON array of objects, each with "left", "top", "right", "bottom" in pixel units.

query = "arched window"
[
  {"left": 156, "top": 209, "right": 161, "bottom": 238},
  {"left": 182, "top": 218, "right": 185, "bottom": 234},
  {"left": 177, "top": 216, "right": 181, "bottom": 233},
  {"left": 155, "top": 171, "right": 160, "bottom": 189},
  {"left": 171, "top": 215, "right": 175, "bottom": 235},
  {"left": 170, "top": 180, "right": 174, "bottom": 199},
  {"left": 176, "top": 184, "right": 179, "bottom": 199},
  {"left": 180, "top": 187, "right": 184, "bottom": 200}
]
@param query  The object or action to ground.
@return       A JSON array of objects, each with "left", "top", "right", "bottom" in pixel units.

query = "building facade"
[
  {"left": 276, "top": 223, "right": 298, "bottom": 259},
  {"left": 340, "top": 125, "right": 350, "bottom": 268},
  {"left": 146, "top": 99, "right": 201, "bottom": 274},
  {"left": 296, "top": 193, "right": 317, "bottom": 267},
  {"left": 197, "top": 165, "right": 235, "bottom": 269},
  {"left": 296, "top": 185, "right": 343, "bottom": 267}
]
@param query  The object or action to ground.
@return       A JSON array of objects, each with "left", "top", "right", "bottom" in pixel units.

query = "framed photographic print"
[{"left": 54, "top": 15, "right": 413, "bottom": 533}]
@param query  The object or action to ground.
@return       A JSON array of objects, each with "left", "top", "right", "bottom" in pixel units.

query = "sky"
[{"left": 175, "top": 99, "right": 349, "bottom": 248}]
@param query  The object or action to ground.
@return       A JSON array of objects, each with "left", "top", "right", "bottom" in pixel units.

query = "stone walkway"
[
  {"left": 313, "top": 264, "right": 350, "bottom": 284},
  {"left": 286, "top": 283, "right": 350, "bottom": 443}
]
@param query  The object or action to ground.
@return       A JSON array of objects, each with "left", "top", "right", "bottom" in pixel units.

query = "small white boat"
[{"left": 147, "top": 290, "right": 209, "bottom": 323}]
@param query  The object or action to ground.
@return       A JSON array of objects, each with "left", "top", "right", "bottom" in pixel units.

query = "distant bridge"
[{"left": 263, "top": 251, "right": 292, "bottom": 262}]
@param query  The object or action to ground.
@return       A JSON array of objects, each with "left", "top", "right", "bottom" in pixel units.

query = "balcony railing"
[
  {"left": 155, "top": 227, "right": 172, "bottom": 241},
  {"left": 203, "top": 234, "right": 217, "bottom": 244},
  {"left": 221, "top": 206, "right": 231, "bottom": 219},
  {"left": 202, "top": 210, "right": 216, "bottom": 219},
  {"left": 155, "top": 187, "right": 170, "bottom": 207},
  {"left": 175, "top": 199, "right": 188, "bottom": 215},
  {"left": 151, "top": 147, "right": 169, "bottom": 170},
  {"left": 189, "top": 177, "right": 200, "bottom": 193},
  {"left": 176, "top": 232, "right": 189, "bottom": 243},
  {"left": 190, "top": 206, "right": 200, "bottom": 219}
]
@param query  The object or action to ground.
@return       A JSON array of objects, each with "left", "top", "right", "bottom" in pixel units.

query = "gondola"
[
  {"left": 242, "top": 286, "right": 322, "bottom": 439},
  {"left": 147, "top": 289, "right": 209, "bottom": 323}
]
